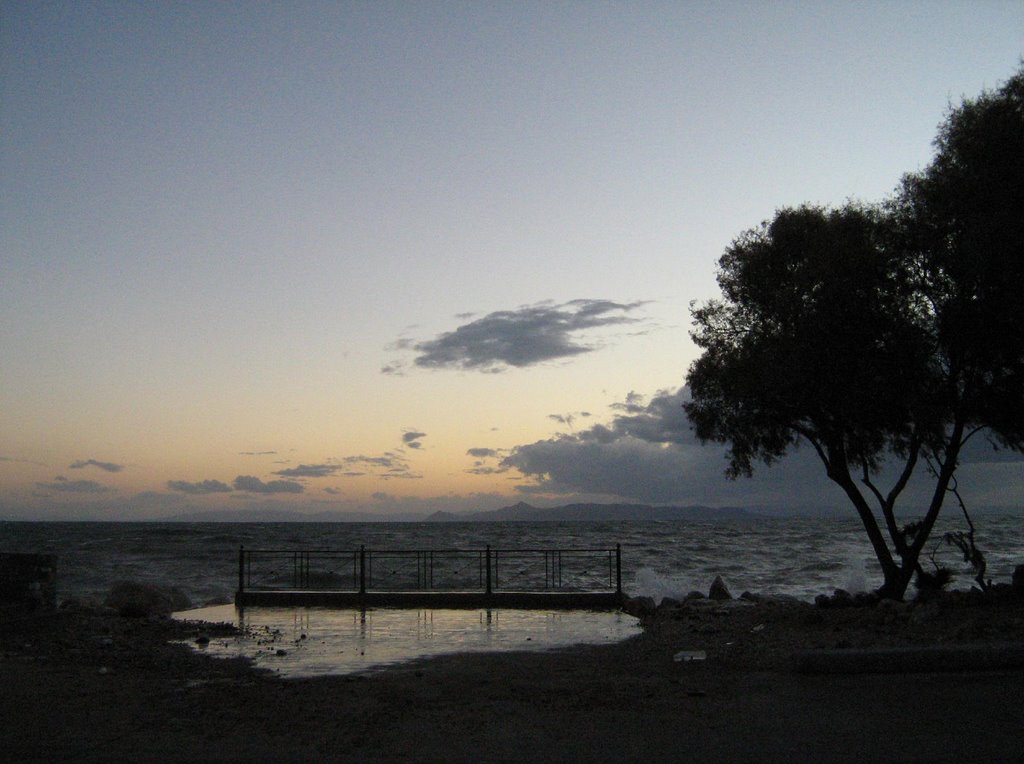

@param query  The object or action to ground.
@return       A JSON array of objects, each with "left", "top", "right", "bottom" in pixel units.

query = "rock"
[
  {"left": 876, "top": 598, "right": 908, "bottom": 613},
  {"left": 684, "top": 590, "right": 706, "bottom": 601},
  {"left": 104, "top": 581, "right": 192, "bottom": 618},
  {"left": 739, "top": 591, "right": 761, "bottom": 602},
  {"left": 194, "top": 634, "right": 210, "bottom": 646},
  {"left": 815, "top": 590, "right": 857, "bottom": 609},
  {"left": 832, "top": 589, "right": 854, "bottom": 607},
  {"left": 1013, "top": 564, "right": 1024, "bottom": 594},
  {"left": 622, "top": 595, "right": 656, "bottom": 618},
  {"left": 853, "top": 592, "right": 880, "bottom": 607},
  {"left": 658, "top": 597, "right": 682, "bottom": 611},
  {"left": 167, "top": 587, "right": 192, "bottom": 611},
  {"left": 708, "top": 576, "right": 732, "bottom": 601}
]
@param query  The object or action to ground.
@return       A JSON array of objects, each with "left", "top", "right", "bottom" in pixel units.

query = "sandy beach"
[{"left": 3, "top": 592, "right": 1023, "bottom": 763}]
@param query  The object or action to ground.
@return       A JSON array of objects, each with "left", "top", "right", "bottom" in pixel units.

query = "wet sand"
[{"left": 2, "top": 593, "right": 1023, "bottom": 762}]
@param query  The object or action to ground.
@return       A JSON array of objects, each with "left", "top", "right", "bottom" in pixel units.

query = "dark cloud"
[
  {"left": 36, "top": 476, "right": 110, "bottom": 494},
  {"left": 239, "top": 451, "right": 277, "bottom": 456},
  {"left": 502, "top": 387, "right": 1024, "bottom": 509},
  {"left": 343, "top": 455, "right": 400, "bottom": 469},
  {"left": 324, "top": 487, "right": 341, "bottom": 495},
  {"left": 399, "top": 299, "right": 646, "bottom": 372},
  {"left": 272, "top": 463, "right": 340, "bottom": 478},
  {"left": 403, "top": 431, "right": 427, "bottom": 449},
  {"left": 232, "top": 475, "right": 304, "bottom": 494},
  {"left": 504, "top": 387, "right": 820, "bottom": 503},
  {"left": 341, "top": 452, "right": 422, "bottom": 480},
  {"left": 466, "top": 464, "right": 510, "bottom": 475},
  {"left": 69, "top": 459, "right": 123, "bottom": 473},
  {"left": 464, "top": 447, "right": 509, "bottom": 476},
  {"left": 167, "top": 479, "right": 233, "bottom": 495},
  {"left": 380, "top": 363, "right": 405, "bottom": 376},
  {"left": 547, "top": 411, "right": 591, "bottom": 430}
]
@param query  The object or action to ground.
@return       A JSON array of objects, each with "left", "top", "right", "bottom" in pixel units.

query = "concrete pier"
[{"left": 235, "top": 589, "right": 624, "bottom": 609}]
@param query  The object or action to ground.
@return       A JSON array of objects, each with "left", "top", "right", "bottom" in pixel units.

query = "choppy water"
[{"left": 2, "top": 514, "right": 1021, "bottom": 605}]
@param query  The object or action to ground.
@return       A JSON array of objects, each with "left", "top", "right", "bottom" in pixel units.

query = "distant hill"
[
  {"left": 426, "top": 501, "right": 756, "bottom": 522},
  {"left": 161, "top": 502, "right": 756, "bottom": 523}
]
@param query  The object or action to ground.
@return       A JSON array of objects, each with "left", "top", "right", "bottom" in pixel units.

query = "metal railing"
[{"left": 237, "top": 545, "right": 622, "bottom": 596}]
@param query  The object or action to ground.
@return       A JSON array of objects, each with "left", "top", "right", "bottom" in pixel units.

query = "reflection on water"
[{"left": 175, "top": 605, "right": 640, "bottom": 678}]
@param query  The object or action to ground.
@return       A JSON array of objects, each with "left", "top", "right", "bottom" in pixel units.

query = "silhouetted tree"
[{"left": 685, "top": 67, "right": 1024, "bottom": 598}]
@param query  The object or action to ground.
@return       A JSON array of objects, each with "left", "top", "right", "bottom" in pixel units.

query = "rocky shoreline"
[{"left": 3, "top": 578, "right": 1024, "bottom": 761}]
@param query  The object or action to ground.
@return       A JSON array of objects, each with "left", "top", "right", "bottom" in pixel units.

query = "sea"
[{"left": 3, "top": 514, "right": 1022, "bottom": 606}]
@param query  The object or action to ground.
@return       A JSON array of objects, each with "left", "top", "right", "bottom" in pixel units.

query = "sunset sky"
[{"left": 3, "top": 1, "right": 1023, "bottom": 520}]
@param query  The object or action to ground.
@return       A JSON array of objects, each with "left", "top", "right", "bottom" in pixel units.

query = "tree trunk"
[{"left": 826, "top": 463, "right": 902, "bottom": 596}]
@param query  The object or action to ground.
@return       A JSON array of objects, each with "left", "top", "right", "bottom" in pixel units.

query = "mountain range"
[{"left": 162, "top": 501, "right": 756, "bottom": 523}]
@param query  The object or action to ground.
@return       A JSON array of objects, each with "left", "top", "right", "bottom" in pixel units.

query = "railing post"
[
  {"left": 238, "top": 545, "right": 245, "bottom": 595},
  {"left": 359, "top": 545, "right": 366, "bottom": 595},
  {"left": 485, "top": 545, "right": 492, "bottom": 595},
  {"left": 616, "top": 543, "right": 622, "bottom": 595}
]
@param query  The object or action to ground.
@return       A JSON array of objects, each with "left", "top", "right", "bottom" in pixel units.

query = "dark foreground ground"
[{"left": 2, "top": 592, "right": 1023, "bottom": 763}]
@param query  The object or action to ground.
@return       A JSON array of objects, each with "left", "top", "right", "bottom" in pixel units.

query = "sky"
[{"left": 2, "top": 1, "right": 1023, "bottom": 520}]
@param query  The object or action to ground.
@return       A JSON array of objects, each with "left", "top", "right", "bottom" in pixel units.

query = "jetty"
[{"left": 235, "top": 545, "right": 624, "bottom": 609}]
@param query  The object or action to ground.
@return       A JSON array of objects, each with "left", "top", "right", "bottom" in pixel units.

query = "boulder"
[
  {"left": 853, "top": 591, "right": 880, "bottom": 607},
  {"left": 1013, "top": 564, "right": 1024, "bottom": 595},
  {"left": 658, "top": 597, "right": 682, "bottom": 611},
  {"left": 684, "top": 590, "right": 706, "bottom": 601},
  {"left": 708, "top": 576, "right": 732, "bottom": 601},
  {"left": 832, "top": 589, "right": 854, "bottom": 607},
  {"left": 621, "top": 595, "right": 656, "bottom": 618},
  {"left": 104, "top": 581, "right": 192, "bottom": 618}
]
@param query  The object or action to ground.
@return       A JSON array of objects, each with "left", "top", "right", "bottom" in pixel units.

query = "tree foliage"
[{"left": 685, "top": 67, "right": 1024, "bottom": 598}]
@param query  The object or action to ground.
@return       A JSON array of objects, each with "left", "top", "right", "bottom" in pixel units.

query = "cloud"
[
  {"left": 69, "top": 459, "right": 123, "bottom": 473},
  {"left": 1, "top": 455, "right": 47, "bottom": 467},
  {"left": 466, "top": 464, "right": 511, "bottom": 475},
  {"left": 502, "top": 387, "right": 843, "bottom": 504},
  {"left": 464, "top": 446, "right": 510, "bottom": 475},
  {"left": 35, "top": 476, "right": 111, "bottom": 494},
  {"left": 396, "top": 299, "right": 645, "bottom": 372},
  {"left": 272, "top": 463, "right": 341, "bottom": 478},
  {"left": 167, "top": 479, "right": 233, "bottom": 495},
  {"left": 380, "top": 362, "right": 405, "bottom": 376},
  {"left": 239, "top": 451, "right": 277, "bottom": 456},
  {"left": 341, "top": 452, "right": 422, "bottom": 480},
  {"left": 232, "top": 475, "right": 304, "bottom": 494},
  {"left": 402, "top": 431, "right": 427, "bottom": 449},
  {"left": 501, "top": 387, "right": 1024, "bottom": 509},
  {"left": 324, "top": 487, "right": 341, "bottom": 495}
]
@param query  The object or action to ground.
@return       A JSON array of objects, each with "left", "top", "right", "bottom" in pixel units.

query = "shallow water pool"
[{"left": 175, "top": 605, "right": 640, "bottom": 678}]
